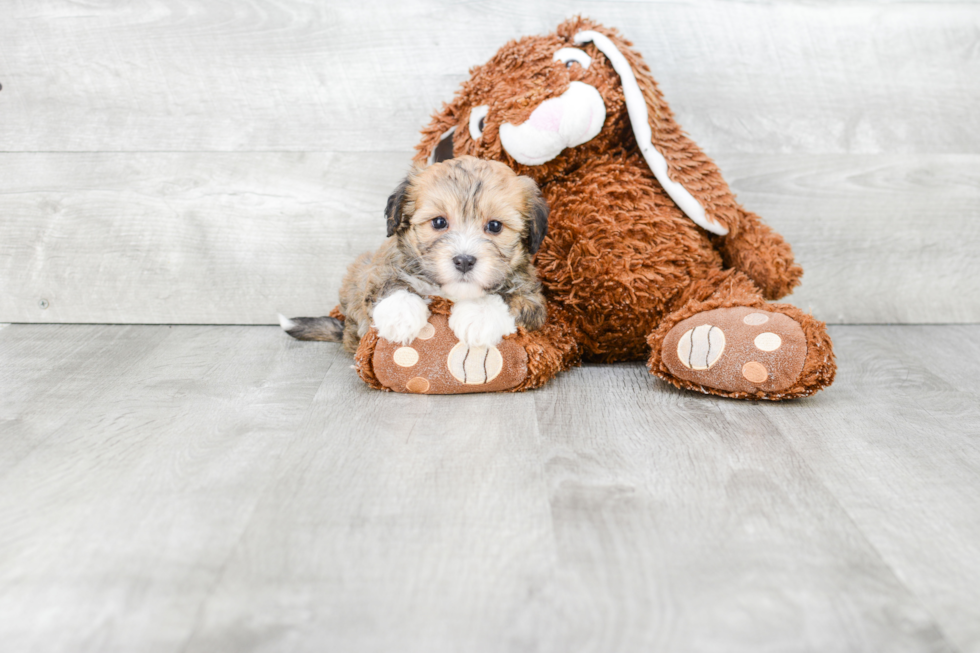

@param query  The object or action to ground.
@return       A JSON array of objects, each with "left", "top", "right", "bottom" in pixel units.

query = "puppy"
[{"left": 281, "top": 155, "right": 549, "bottom": 353}]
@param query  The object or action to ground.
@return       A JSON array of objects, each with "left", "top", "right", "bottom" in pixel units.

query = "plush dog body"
[{"left": 346, "top": 17, "right": 836, "bottom": 399}]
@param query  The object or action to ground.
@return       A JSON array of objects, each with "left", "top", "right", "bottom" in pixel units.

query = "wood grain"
[
  {"left": 527, "top": 361, "right": 954, "bottom": 653},
  {"left": 0, "top": 324, "right": 171, "bottom": 475},
  {"left": 767, "top": 325, "right": 980, "bottom": 653},
  {"left": 0, "top": 325, "right": 333, "bottom": 653},
  {"left": 2, "top": 324, "right": 978, "bottom": 651},
  {"left": 181, "top": 377, "right": 552, "bottom": 653},
  {"left": 0, "top": 152, "right": 402, "bottom": 324},
  {"left": 1, "top": 1, "right": 977, "bottom": 154},
  {"left": 1, "top": 152, "right": 976, "bottom": 324},
  {"left": 715, "top": 153, "right": 980, "bottom": 324}
]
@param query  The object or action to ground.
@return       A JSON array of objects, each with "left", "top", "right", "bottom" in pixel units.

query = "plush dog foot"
[
  {"left": 661, "top": 306, "right": 807, "bottom": 396},
  {"left": 369, "top": 312, "right": 528, "bottom": 394}
]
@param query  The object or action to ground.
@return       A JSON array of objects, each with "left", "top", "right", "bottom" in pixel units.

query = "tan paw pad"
[
  {"left": 405, "top": 377, "right": 430, "bottom": 393},
  {"left": 676, "top": 324, "right": 726, "bottom": 370},
  {"left": 753, "top": 332, "right": 782, "bottom": 352},
  {"left": 448, "top": 343, "right": 503, "bottom": 384},
  {"left": 741, "top": 361, "right": 769, "bottom": 384},
  {"left": 392, "top": 347, "right": 419, "bottom": 367}
]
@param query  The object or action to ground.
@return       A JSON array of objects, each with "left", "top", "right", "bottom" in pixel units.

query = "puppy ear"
[
  {"left": 521, "top": 179, "right": 549, "bottom": 254},
  {"left": 385, "top": 175, "right": 413, "bottom": 238}
]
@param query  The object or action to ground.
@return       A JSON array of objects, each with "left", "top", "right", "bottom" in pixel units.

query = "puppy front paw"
[
  {"left": 448, "top": 294, "right": 517, "bottom": 348},
  {"left": 372, "top": 290, "right": 430, "bottom": 345}
]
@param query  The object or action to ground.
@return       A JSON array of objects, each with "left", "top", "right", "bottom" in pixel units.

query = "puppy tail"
[{"left": 279, "top": 313, "right": 344, "bottom": 342}]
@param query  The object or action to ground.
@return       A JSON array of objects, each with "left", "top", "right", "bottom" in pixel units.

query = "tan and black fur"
[{"left": 283, "top": 156, "right": 549, "bottom": 353}]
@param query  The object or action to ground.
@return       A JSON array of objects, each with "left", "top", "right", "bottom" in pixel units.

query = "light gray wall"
[{"left": 2, "top": 1, "right": 977, "bottom": 324}]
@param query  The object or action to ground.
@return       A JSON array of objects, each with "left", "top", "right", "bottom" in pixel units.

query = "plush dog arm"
[{"left": 716, "top": 209, "right": 803, "bottom": 301}]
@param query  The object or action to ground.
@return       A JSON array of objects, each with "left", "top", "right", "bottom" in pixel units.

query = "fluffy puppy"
[{"left": 281, "top": 155, "right": 549, "bottom": 353}]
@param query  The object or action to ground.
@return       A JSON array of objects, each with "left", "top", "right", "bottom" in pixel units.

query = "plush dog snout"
[
  {"left": 453, "top": 254, "right": 477, "bottom": 274},
  {"left": 498, "top": 81, "right": 606, "bottom": 166}
]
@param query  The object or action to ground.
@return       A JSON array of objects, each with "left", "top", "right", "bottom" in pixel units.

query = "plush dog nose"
[{"left": 453, "top": 254, "right": 477, "bottom": 274}]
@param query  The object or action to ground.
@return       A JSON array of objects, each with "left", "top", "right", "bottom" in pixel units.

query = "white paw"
[
  {"left": 372, "top": 290, "right": 430, "bottom": 345},
  {"left": 448, "top": 294, "right": 516, "bottom": 348}
]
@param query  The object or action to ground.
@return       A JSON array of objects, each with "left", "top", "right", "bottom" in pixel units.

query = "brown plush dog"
[{"left": 345, "top": 18, "right": 836, "bottom": 400}]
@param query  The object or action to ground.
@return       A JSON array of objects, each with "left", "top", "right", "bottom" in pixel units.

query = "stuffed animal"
[{"left": 349, "top": 17, "right": 835, "bottom": 400}]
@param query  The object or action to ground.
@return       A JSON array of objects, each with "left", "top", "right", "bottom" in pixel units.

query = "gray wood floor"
[
  {"left": 3, "top": 2, "right": 978, "bottom": 651},
  {"left": 2, "top": 323, "right": 978, "bottom": 653}
]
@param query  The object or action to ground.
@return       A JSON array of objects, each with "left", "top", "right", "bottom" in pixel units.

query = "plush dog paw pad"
[
  {"left": 371, "top": 313, "right": 527, "bottom": 394},
  {"left": 753, "top": 332, "right": 782, "bottom": 351},
  {"left": 662, "top": 307, "right": 806, "bottom": 394},
  {"left": 741, "top": 361, "right": 769, "bottom": 384},
  {"left": 676, "top": 324, "right": 726, "bottom": 370},
  {"left": 405, "top": 377, "right": 430, "bottom": 393},
  {"left": 393, "top": 347, "right": 420, "bottom": 367},
  {"left": 447, "top": 343, "right": 504, "bottom": 384}
]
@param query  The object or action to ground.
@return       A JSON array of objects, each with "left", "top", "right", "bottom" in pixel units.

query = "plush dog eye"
[
  {"left": 553, "top": 48, "right": 592, "bottom": 70},
  {"left": 431, "top": 217, "right": 448, "bottom": 230},
  {"left": 469, "top": 105, "right": 489, "bottom": 140},
  {"left": 485, "top": 220, "right": 503, "bottom": 234}
]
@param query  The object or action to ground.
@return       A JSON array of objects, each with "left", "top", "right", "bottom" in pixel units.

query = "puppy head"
[{"left": 385, "top": 155, "right": 548, "bottom": 300}]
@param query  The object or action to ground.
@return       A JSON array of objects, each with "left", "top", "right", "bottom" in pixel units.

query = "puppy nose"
[{"left": 453, "top": 254, "right": 477, "bottom": 274}]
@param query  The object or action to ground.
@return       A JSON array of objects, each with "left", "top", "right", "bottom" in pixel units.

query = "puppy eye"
[
  {"left": 431, "top": 217, "right": 448, "bottom": 230},
  {"left": 485, "top": 220, "right": 503, "bottom": 234},
  {"left": 553, "top": 48, "right": 592, "bottom": 70},
  {"left": 469, "top": 105, "right": 489, "bottom": 140}
]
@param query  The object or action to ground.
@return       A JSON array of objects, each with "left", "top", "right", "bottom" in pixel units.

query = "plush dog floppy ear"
[
  {"left": 572, "top": 27, "right": 737, "bottom": 236},
  {"left": 385, "top": 176, "right": 413, "bottom": 237},
  {"left": 571, "top": 30, "right": 728, "bottom": 235}
]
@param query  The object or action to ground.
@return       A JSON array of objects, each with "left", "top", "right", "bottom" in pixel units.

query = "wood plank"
[
  {"left": 1, "top": 1, "right": 977, "bottom": 154},
  {"left": 1, "top": 324, "right": 978, "bottom": 651},
  {"left": 0, "top": 324, "right": 171, "bottom": 474},
  {"left": 525, "top": 362, "right": 954, "bottom": 652},
  {"left": 0, "top": 325, "right": 333, "bottom": 653},
  {"left": 1, "top": 152, "right": 977, "bottom": 324},
  {"left": 767, "top": 325, "right": 980, "bottom": 653},
  {"left": 178, "top": 355, "right": 955, "bottom": 652},
  {"left": 715, "top": 154, "right": 980, "bottom": 324},
  {"left": 179, "top": 367, "right": 552, "bottom": 653},
  {"left": 0, "top": 152, "right": 401, "bottom": 324}
]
